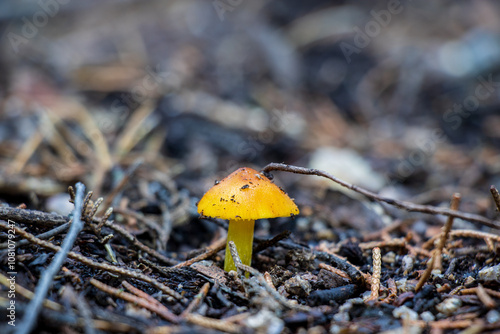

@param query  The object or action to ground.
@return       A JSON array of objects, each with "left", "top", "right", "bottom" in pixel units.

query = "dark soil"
[{"left": 0, "top": 1, "right": 500, "bottom": 333}]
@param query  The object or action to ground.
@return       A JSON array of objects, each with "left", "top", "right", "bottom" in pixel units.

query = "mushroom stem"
[{"left": 224, "top": 219, "right": 255, "bottom": 272}]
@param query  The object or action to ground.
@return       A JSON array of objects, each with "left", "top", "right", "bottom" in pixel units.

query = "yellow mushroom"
[{"left": 197, "top": 167, "right": 299, "bottom": 272}]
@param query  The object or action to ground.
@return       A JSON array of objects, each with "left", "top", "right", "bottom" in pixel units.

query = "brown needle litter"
[
  {"left": 318, "top": 263, "right": 351, "bottom": 281},
  {"left": 0, "top": 221, "right": 186, "bottom": 303},
  {"left": 180, "top": 282, "right": 211, "bottom": 318},
  {"left": 416, "top": 193, "right": 460, "bottom": 292},
  {"left": 174, "top": 237, "right": 226, "bottom": 268},
  {"left": 90, "top": 278, "right": 179, "bottom": 323}
]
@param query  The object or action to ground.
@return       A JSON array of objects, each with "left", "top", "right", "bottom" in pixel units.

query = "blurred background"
[{"left": 1, "top": 0, "right": 500, "bottom": 239}]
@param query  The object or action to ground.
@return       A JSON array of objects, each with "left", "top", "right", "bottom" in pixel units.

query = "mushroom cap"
[{"left": 197, "top": 167, "right": 299, "bottom": 220}]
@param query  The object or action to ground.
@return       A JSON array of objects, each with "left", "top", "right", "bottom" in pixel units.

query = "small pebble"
[
  {"left": 333, "top": 312, "right": 349, "bottom": 322},
  {"left": 382, "top": 251, "right": 396, "bottom": 264},
  {"left": 308, "top": 325, "right": 327, "bottom": 334},
  {"left": 478, "top": 264, "right": 500, "bottom": 283},
  {"left": 402, "top": 255, "right": 414, "bottom": 275},
  {"left": 395, "top": 278, "right": 415, "bottom": 292},
  {"left": 312, "top": 220, "right": 327, "bottom": 232},
  {"left": 296, "top": 217, "right": 310, "bottom": 231},
  {"left": 431, "top": 269, "right": 442, "bottom": 278},
  {"left": 435, "top": 297, "right": 462, "bottom": 316},
  {"left": 329, "top": 324, "right": 341, "bottom": 334},
  {"left": 245, "top": 309, "right": 284, "bottom": 334},
  {"left": 393, "top": 305, "right": 418, "bottom": 321},
  {"left": 486, "top": 310, "right": 500, "bottom": 324},
  {"left": 420, "top": 311, "right": 435, "bottom": 322},
  {"left": 284, "top": 275, "right": 312, "bottom": 297}
]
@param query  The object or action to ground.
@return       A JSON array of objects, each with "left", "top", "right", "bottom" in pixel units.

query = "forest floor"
[{"left": 1, "top": 1, "right": 500, "bottom": 333}]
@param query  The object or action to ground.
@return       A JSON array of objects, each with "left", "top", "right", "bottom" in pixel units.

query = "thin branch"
[
  {"left": 180, "top": 282, "right": 210, "bottom": 318},
  {"left": 16, "top": 182, "right": 86, "bottom": 334},
  {"left": 314, "top": 251, "right": 365, "bottom": 287},
  {"left": 121, "top": 280, "right": 179, "bottom": 323},
  {"left": 476, "top": 284, "right": 497, "bottom": 309},
  {"left": 490, "top": 185, "right": 500, "bottom": 212},
  {"left": 0, "top": 222, "right": 70, "bottom": 249},
  {"left": 184, "top": 313, "right": 242, "bottom": 334},
  {"left": 253, "top": 230, "right": 291, "bottom": 254},
  {"left": 0, "top": 207, "right": 68, "bottom": 227},
  {"left": 261, "top": 163, "right": 500, "bottom": 229},
  {"left": 434, "top": 193, "right": 461, "bottom": 270},
  {"left": 91, "top": 279, "right": 179, "bottom": 323},
  {"left": 0, "top": 273, "right": 63, "bottom": 311},
  {"left": 174, "top": 237, "right": 226, "bottom": 268},
  {"left": 422, "top": 230, "right": 500, "bottom": 250},
  {"left": 416, "top": 194, "right": 461, "bottom": 293},
  {"left": 318, "top": 263, "right": 351, "bottom": 281},
  {"left": 414, "top": 255, "right": 435, "bottom": 293}
]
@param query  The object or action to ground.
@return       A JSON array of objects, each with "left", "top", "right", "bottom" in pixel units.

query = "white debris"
[
  {"left": 435, "top": 297, "right": 462, "bottom": 316},
  {"left": 393, "top": 305, "right": 418, "bottom": 321},
  {"left": 46, "top": 193, "right": 73, "bottom": 215},
  {"left": 487, "top": 310, "right": 500, "bottom": 324},
  {"left": 478, "top": 264, "right": 500, "bottom": 283},
  {"left": 420, "top": 311, "right": 435, "bottom": 322},
  {"left": 402, "top": 255, "right": 414, "bottom": 275},
  {"left": 245, "top": 309, "right": 284, "bottom": 334},
  {"left": 309, "top": 146, "right": 386, "bottom": 195}
]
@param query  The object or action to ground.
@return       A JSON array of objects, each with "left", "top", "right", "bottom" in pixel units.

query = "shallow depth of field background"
[{"left": 0, "top": 0, "right": 500, "bottom": 234}]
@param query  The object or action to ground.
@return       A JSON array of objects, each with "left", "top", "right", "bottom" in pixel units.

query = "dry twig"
[
  {"left": 461, "top": 287, "right": 500, "bottom": 299},
  {"left": 318, "top": 263, "right": 351, "bottom": 281},
  {"left": 415, "top": 193, "right": 460, "bottom": 292},
  {"left": 174, "top": 237, "right": 226, "bottom": 268},
  {"left": 415, "top": 255, "right": 435, "bottom": 293},
  {"left": 90, "top": 279, "right": 179, "bottom": 323},
  {"left": 0, "top": 221, "right": 70, "bottom": 249},
  {"left": 475, "top": 284, "right": 497, "bottom": 309},
  {"left": 180, "top": 282, "right": 210, "bottom": 318},
  {"left": 261, "top": 163, "right": 500, "bottom": 229},
  {"left": 423, "top": 230, "right": 500, "bottom": 250},
  {"left": 490, "top": 185, "right": 500, "bottom": 212},
  {"left": 0, "top": 207, "right": 67, "bottom": 227},
  {"left": 434, "top": 193, "right": 461, "bottom": 270},
  {"left": 0, "top": 273, "right": 63, "bottom": 311},
  {"left": 17, "top": 182, "right": 86, "bottom": 334},
  {"left": 184, "top": 313, "right": 242, "bottom": 334},
  {"left": 253, "top": 230, "right": 291, "bottom": 253}
]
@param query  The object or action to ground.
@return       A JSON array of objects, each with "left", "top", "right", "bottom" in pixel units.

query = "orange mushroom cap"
[{"left": 197, "top": 167, "right": 299, "bottom": 220}]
